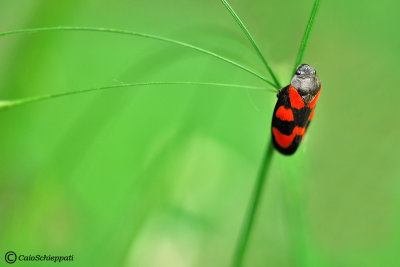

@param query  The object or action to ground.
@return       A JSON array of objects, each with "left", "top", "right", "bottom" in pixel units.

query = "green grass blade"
[
  {"left": 232, "top": 140, "right": 274, "bottom": 267},
  {"left": 0, "top": 27, "right": 278, "bottom": 89},
  {"left": 220, "top": 0, "right": 281, "bottom": 88},
  {"left": 292, "top": 0, "right": 321, "bottom": 76},
  {"left": 0, "top": 81, "right": 274, "bottom": 111}
]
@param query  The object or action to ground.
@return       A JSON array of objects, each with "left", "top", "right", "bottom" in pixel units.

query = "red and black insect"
[{"left": 271, "top": 64, "right": 321, "bottom": 155}]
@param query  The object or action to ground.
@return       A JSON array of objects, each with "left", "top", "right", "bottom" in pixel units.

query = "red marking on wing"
[
  {"left": 308, "top": 87, "right": 321, "bottom": 109},
  {"left": 309, "top": 109, "right": 315, "bottom": 121},
  {"left": 272, "top": 126, "right": 306, "bottom": 148},
  {"left": 289, "top": 86, "right": 305, "bottom": 109},
  {"left": 275, "top": 106, "right": 294, "bottom": 121}
]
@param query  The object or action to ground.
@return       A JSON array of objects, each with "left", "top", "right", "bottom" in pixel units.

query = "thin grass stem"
[
  {"left": 231, "top": 0, "right": 323, "bottom": 264},
  {"left": 220, "top": 0, "right": 281, "bottom": 88},
  {"left": 232, "top": 140, "right": 274, "bottom": 267},
  {"left": 0, "top": 81, "right": 274, "bottom": 111},
  {"left": 292, "top": 0, "right": 321, "bottom": 76},
  {"left": 0, "top": 27, "right": 278, "bottom": 89}
]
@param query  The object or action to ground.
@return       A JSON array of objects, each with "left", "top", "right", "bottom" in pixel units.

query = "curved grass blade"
[
  {"left": 220, "top": 0, "right": 281, "bottom": 88},
  {"left": 231, "top": 140, "right": 274, "bottom": 267},
  {"left": 0, "top": 81, "right": 274, "bottom": 111},
  {"left": 0, "top": 27, "right": 278, "bottom": 89},
  {"left": 292, "top": 0, "right": 321, "bottom": 76}
]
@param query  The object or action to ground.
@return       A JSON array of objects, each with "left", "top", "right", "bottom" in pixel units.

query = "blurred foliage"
[{"left": 0, "top": 0, "right": 399, "bottom": 266}]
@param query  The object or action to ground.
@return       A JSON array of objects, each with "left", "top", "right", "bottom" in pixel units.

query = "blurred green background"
[{"left": 0, "top": 0, "right": 399, "bottom": 266}]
